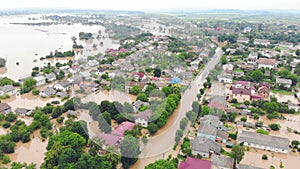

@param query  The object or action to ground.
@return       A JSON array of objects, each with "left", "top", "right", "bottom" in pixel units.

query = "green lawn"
[{"left": 271, "top": 90, "right": 294, "bottom": 95}]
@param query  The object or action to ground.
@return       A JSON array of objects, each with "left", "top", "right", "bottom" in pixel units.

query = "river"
[{"left": 0, "top": 14, "right": 111, "bottom": 80}]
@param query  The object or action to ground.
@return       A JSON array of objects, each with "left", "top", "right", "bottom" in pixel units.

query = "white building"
[
  {"left": 218, "top": 73, "right": 233, "bottom": 84},
  {"left": 238, "top": 130, "right": 290, "bottom": 154},
  {"left": 257, "top": 58, "right": 276, "bottom": 69},
  {"left": 0, "top": 85, "right": 15, "bottom": 96},
  {"left": 53, "top": 81, "right": 71, "bottom": 92},
  {"left": 135, "top": 110, "right": 152, "bottom": 127},
  {"left": 34, "top": 76, "right": 46, "bottom": 86}
]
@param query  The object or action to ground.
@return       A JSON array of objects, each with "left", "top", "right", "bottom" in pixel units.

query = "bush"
[
  {"left": 5, "top": 112, "right": 17, "bottom": 122},
  {"left": 56, "top": 117, "right": 64, "bottom": 124},
  {"left": 228, "top": 132, "right": 237, "bottom": 140},
  {"left": 2, "top": 121, "right": 11, "bottom": 128},
  {"left": 231, "top": 98, "right": 238, "bottom": 103},
  {"left": 0, "top": 114, "right": 5, "bottom": 121},
  {"left": 262, "top": 154, "right": 268, "bottom": 160},
  {"left": 0, "top": 94, "right": 10, "bottom": 99},
  {"left": 2, "top": 155, "right": 10, "bottom": 164},
  {"left": 240, "top": 117, "right": 247, "bottom": 122},
  {"left": 269, "top": 124, "right": 281, "bottom": 131},
  {"left": 32, "top": 89, "right": 40, "bottom": 95},
  {"left": 257, "top": 129, "right": 269, "bottom": 135}
]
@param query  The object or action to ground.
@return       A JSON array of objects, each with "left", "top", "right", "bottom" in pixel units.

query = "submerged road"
[{"left": 132, "top": 47, "right": 223, "bottom": 168}]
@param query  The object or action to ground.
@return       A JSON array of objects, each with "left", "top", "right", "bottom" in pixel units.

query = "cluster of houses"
[{"left": 0, "top": 103, "right": 32, "bottom": 116}]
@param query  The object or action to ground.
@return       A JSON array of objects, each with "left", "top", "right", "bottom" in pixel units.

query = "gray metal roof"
[
  {"left": 212, "top": 154, "right": 233, "bottom": 168},
  {"left": 191, "top": 136, "right": 221, "bottom": 154},
  {"left": 238, "top": 130, "right": 290, "bottom": 151}
]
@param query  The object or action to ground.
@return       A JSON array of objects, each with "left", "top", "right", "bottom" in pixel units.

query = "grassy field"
[{"left": 271, "top": 89, "right": 294, "bottom": 95}]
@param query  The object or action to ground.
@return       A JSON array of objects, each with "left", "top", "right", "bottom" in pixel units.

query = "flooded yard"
[
  {"left": 82, "top": 90, "right": 134, "bottom": 104},
  {"left": 77, "top": 109, "right": 100, "bottom": 138},
  {"left": 0, "top": 127, "right": 7, "bottom": 135},
  {"left": 270, "top": 92, "right": 298, "bottom": 104},
  {"left": 242, "top": 148, "right": 299, "bottom": 169},
  {"left": 7, "top": 130, "right": 48, "bottom": 168},
  {"left": 2, "top": 92, "right": 60, "bottom": 110}
]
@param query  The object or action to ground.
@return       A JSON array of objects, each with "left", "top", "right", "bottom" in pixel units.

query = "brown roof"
[
  {"left": 257, "top": 58, "right": 276, "bottom": 65},
  {"left": 136, "top": 109, "right": 153, "bottom": 121},
  {"left": 0, "top": 103, "right": 11, "bottom": 113},
  {"left": 125, "top": 81, "right": 146, "bottom": 89}
]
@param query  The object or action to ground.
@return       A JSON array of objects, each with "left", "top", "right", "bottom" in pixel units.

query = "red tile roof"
[
  {"left": 258, "top": 58, "right": 276, "bottom": 65},
  {"left": 208, "top": 101, "right": 226, "bottom": 111},
  {"left": 179, "top": 157, "right": 212, "bottom": 169},
  {"left": 97, "top": 133, "right": 122, "bottom": 147}
]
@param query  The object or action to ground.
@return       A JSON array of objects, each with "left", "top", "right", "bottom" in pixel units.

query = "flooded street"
[
  {"left": 7, "top": 130, "right": 48, "bottom": 168},
  {"left": 0, "top": 128, "right": 7, "bottom": 135}
]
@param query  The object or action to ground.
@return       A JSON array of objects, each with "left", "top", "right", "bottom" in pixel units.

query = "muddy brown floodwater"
[
  {"left": 7, "top": 130, "right": 48, "bottom": 168},
  {"left": 245, "top": 113, "right": 300, "bottom": 141},
  {"left": 242, "top": 148, "right": 299, "bottom": 169},
  {"left": 2, "top": 92, "right": 59, "bottom": 110}
]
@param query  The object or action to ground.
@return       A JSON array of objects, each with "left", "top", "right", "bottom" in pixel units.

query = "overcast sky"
[{"left": 0, "top": 0, "right": 300, "bottom": 11}]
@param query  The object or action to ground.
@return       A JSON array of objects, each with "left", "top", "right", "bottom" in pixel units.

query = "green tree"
[
  {"left": 251, "top": 70, "right": 264, "bottom": 82},
  {"left": 58, "top": 148, "right": 79, "bottom": 168},
  {"left": 296, "top": 49, "right": 300, "bottom": 56},
  {"left": 231, "top": 143, "right": 245, "bottom": 167},
  {"left": 32, "top": 89, "right": 40, "bottom": 95},
  {"left": 103, "top": 145, "right": 121, "bottom": 169},
  {"left": 186, "top": 111, "right": 197, "bottom": 122},
  {"left": 136, "top": 93, "right": 148, "bottom": 102},
  {"left": 51, "top": 106, "right": 63, "bottom": 118},
  {"left": 145, "top": 159, "right": 176, "bottom": 169},
  {"left": 221, "top": 56, "right": 228, "bottom": 65},
  {"left": 47, "top": 131, "right": 86, "bottom": 152},
  {"left": 192, "top": 101, "right": 201, "bottom": 115},
  {"left": 120, "top": 135, "right": 140, "bottom": 169},
  {"left": 56, "top": 70, "right": 65, "bottom": 80},
  {"left": 153, "top": 68, "right": 162, "bottom": 77},
  {"left": 130, "top": 85, "right": 142, "bottom": 95},
  {"left": 162, "top": 86, "right": 172, "bottom": 97},
  {"left": 263, "top": 102, "right": 279, "bottom": 114},
  {"left": 42, "top": 142, "right": 67, "bottom": 169},
  {"left": 98, "top": 112, "right": 112, "bottom": 133},
  {"left": 268, "top": 124, "right": 281, "bottom": 131},
  {"left": 148, "top": 123, "right": 158, "bottom": 135},
  {"left": 5, "top": 112, "right": 18, "bottom": 122}
]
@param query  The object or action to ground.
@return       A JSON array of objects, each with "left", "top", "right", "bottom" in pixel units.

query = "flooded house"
[
  {"left": 0, "top": 103, "right": 12, "bottom": 114},
  {"left": 53, "top": 80, "right": 71, "bottom": 92},
  {"left": 237, "top": 130, "right": 290, "bottom": 154},
  {"left": 0, "top": 85, "right": 16, "bottom": 96},
  {"left": 190, "top": 136, "right": 222, "bottom": 158},
  {"left": 34, "top": 75, "right": 46, "bottom": 86},
  {"left": 15, "top": 108, "right": 32, "bottom": 116},
  {"left": 45, "top": 73, "right": 56, "bottom": 82}
]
